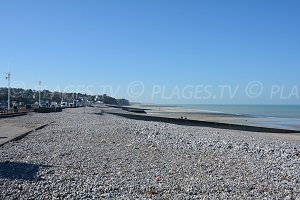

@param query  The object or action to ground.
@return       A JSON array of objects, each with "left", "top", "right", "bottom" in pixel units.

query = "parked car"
[
  {"left": 26, "top": 104, "right": 32, "bottom": 109},
  {"left": 50, "top": 102, "right": 58, "bottom": 108},
  {"left": 61, "top": 102, "right": 68, "bottom": 108}
]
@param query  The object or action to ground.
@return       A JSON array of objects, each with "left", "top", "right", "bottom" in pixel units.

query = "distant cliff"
[{"left": 94, "top": 94, "right": 130, "bottom": 106}]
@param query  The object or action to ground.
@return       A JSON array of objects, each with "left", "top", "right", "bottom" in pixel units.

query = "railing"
[
  {"left": 0, "top": 108, "right": 33, "bottom": 115},
  {"left": 0, "top": 109, "right": 17, "bottom": 115}
]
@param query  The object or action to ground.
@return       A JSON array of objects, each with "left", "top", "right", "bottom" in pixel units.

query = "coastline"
[{"left": 131, "top": 104, "right": 300, "bottom": 132}]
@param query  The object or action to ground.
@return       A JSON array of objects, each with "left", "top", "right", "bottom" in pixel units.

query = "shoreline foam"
[{"left": 131, "top": 104, "right": 300, "bottom": 131}]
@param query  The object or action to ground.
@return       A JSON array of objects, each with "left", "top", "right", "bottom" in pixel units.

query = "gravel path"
[{"left": 0, "top": 108, "right": 299, "bottom": 199}]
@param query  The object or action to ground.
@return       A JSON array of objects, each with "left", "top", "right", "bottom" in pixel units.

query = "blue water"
[
  {"left": 173, "top": 104, "right": 300, "bottom": 119},
  {"left": 149, "top": 104, "right": 300, "bottom": 130}
]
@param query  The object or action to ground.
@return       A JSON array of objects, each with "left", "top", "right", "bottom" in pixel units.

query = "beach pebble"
[{"left": 0, "top": 107, "right": 299, "bottom": 199}]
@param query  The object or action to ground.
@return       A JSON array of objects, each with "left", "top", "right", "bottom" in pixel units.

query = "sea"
[
  {"left": 155, "top": 104, "right": 300, "bottom": 131},
  {"left": 176, "top": 104, "right": 300, "bottom": 119}
]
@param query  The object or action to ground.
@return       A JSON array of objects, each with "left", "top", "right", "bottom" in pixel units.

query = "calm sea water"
[{"left": 174, "top": 104, "right": 300, "bottom": 119}]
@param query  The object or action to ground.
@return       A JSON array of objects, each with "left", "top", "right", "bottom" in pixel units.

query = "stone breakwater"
[{"left": 0, "top": 108, "right": 299, "bottom": 199}]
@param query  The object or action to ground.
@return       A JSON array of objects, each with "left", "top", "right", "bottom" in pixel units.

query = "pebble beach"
[{"left": 0, "top": 107, "right": 299, "bottom": 199}]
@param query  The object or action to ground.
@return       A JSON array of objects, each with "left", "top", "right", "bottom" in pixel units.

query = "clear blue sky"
[{"left": 0, "top": 0, "right": 299, "bottom": 104}]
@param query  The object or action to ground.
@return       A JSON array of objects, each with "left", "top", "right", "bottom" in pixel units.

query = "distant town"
[{"left": 0, "top": 87, "right": 130, "bottom": 110}]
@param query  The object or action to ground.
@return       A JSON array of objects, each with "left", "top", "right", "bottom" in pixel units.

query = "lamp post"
[
  {"left": 6, "top": 73, "right": 11, "bottom": 111},
  {"left": 38, "top": 81, "right": 42, "bottom": 107},
  {"left": 61, "top": 90, "right": 64, "bottom": 103}
]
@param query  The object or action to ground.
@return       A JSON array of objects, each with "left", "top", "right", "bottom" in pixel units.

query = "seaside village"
[{"left": 0, "top": 87, "right": 129, "bottom": 114}]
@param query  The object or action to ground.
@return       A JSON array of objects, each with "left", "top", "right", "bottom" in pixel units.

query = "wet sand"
[{"left": 132, "top": 104, "right": 300, "bottom": 132}]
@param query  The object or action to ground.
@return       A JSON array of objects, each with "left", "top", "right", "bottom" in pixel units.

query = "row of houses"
[{"left": 1, "top": 88, "right": 130, "bottom": 110}]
